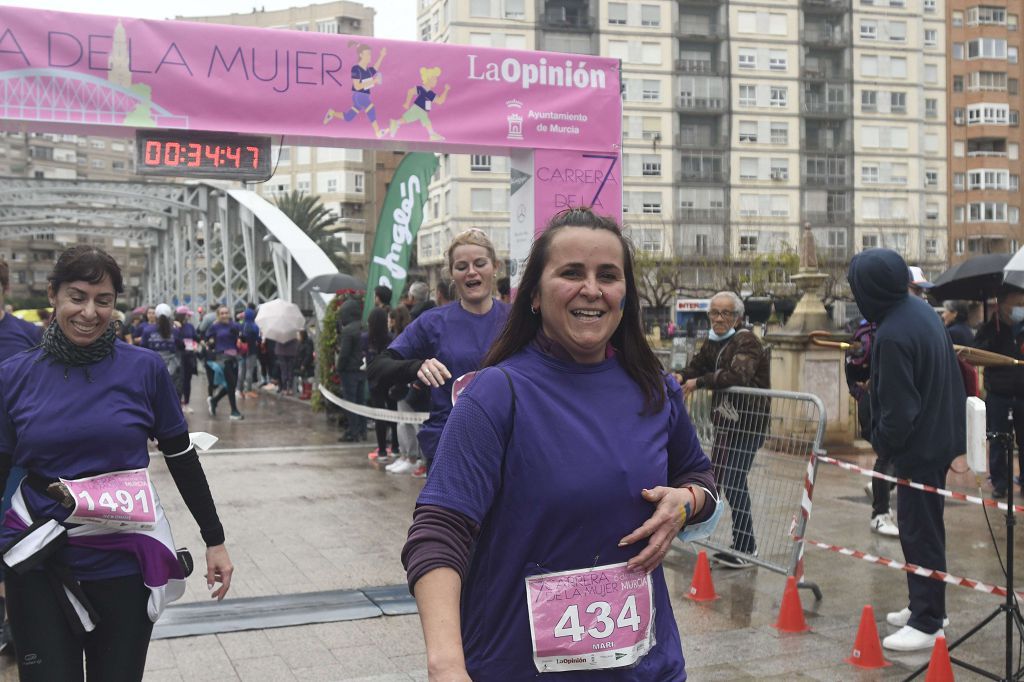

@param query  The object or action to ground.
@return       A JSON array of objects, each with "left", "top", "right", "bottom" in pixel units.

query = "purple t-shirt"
[
  {"left": 205, "top": 321, "right": 240, "bottom": 355},
  {"left": 141, "top": 325, "right": 181, "bottom": 353},
  {"left": 414, "top": 85, "right": 437, "bottom": 110},
  {"left": 418, "top": 346, "right": 709, "bottom": 680},
  {"left": 0, "top": 313, "right": 41, "bottom": 363},
  {"left": 0, "top": 342, "right": 188, "bottom": 579},
  {"left": 388, "top": 301, "right": 509, "bottom": 460}
]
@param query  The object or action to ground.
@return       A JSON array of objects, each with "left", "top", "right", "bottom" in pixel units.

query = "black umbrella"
[
  {"left": 928, "top": 253, "right": 1012, "bottom": 302},
  {"left": 298, "top": 272, "right": 365, "bottom": 293}
]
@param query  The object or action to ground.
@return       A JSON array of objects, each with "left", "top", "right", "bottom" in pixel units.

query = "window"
[
  {"left": 968, "top": 202, "right": 1009, "bottom": 221},
  {"left": 924, "top": 29, "right": 937, "bottom": 47},
  {"left": 641, "top": 192, "right": 662, "bottom": 214},
  {"left": 924, "top": 238, "right": 937, "bottom": 255},
  {"left": 641, "top": 154, "right": 662, "bottom": 176},
  {"left": 862, "top": 165, "right": 879, "bottom": 183},
  {"left": 1011, "top": 47, "right": 1019, "bottom": 64},
  {"left": 770, "top": 86, "right": 787, "bottom": 108},
  {"left": 967, "top": 103, "right": 1010, "bottom": 125},
  {"left": 770, "top": 158, "right": 788, "bottom": 180},
  {"left": 953, "top": 76, "right": 964, "bottom": 92},
  {"left": 890, "top": 57, "right": 907, "bottom": 78},
  {"left": 969, "top": 71, "right": 1008, "bottom": 91},
  {"left": 891, "top": 91, "right": 907, "bottom": 114},
  {"left": 953, "top": 43, "right": 964, "bottom": 60},
  {"left": 968, "top": 6, "right": 1007, "bottom": 25},
  {"left": 925, "top": 170, "right": 938, "bottom": 186},
  {"left": 770, "top": 122, "right": 788, "bottom": 144},
  {"left": 955, "top": 239, "right": 965, "bottom": 255},
  {"left": 861, "top": 55, "right": 878, "bottom": 77},
  {"left": 738, "top": 49, "right": 756, "bottom": 69},
  {"left": 316, "top": 20, "right": 338, "bottom": 33},
  {"left": 924, "top": 64, "right": 938, "bottom": 84},
  {"left": 737, "top": 11, "right": 756, "bottom": 33},
  {"left": 504, "top": 0, "right": 525, "bottom": 19},
  {"left": 739, "top": 157, "right": 759, "bottom": 180},
  {"left": 641, "top": 43, "right": 660, "bottom": 65},
  {"left": 954, "top": 107, "right": 965, "bottom": 124},
  {"left": 739, "top": 121, "right": 758, "bottom": 142},
  {"left": 470, "top": 0, "right": 491, "bottom": 17},
  {"left": 769, "top": 50, "right": 787, "bottom": 71},
  {"left": 326, "top": 177, "right": 338, "bottom": 193},
  {"left": 739, "top": 234, "right": 758, "bottom": 252},
  {"left": 739, "top": 85, "right": 756, "bottom": 107},
  {"left": 470, "top": 155, "right": 491, "bottom": 171},
  {"left": 925, "top": 98, "right": 938, "bottom": 118},
  {"left": 608, "top": 3, "right": 627, "bottom": 24},
  {"left": 967, "top": 38, "right": 1008, "bottom": 59},
  {"left": 924, "top": 0, "right": 936, "bottom": 11},
  {"left": 862, "top": 90, "right": 878, "bottom": 112},
  {"left": 642, "top": 80, "right": 660, "bottom": 101},
  {"left": 353, "top": 173, "right": 364, "bottom": 193},
  {"left": 926, "top": 204, "right": 939, "bottom": 220},
  {"left": 862, "top": 234, "right": 879, "bottom": 250},
  {"left": 640, "top": 4, "right": 660, "bottom": 27},
  {"left": 888, "top": 21, "right": 907, "bottom": 41},
  {"left": 860, "top": 20, "right": 877, "bottom": 39},
  {"left": 953, "top": 11, "right": 964, "bottom": 26},
  {"left": 471, "top": 189, "right": 491, "bottom": 212}
]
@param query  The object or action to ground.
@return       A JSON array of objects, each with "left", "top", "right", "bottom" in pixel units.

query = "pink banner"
[
  {"left": 0, "top": 7, "right": 621, "bottom": 153},
  {"left": 532, "top": 148, "right": 622, "bottom": 230}
]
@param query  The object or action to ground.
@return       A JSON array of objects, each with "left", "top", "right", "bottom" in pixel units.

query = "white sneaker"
[
  {"left": 870, "top": 513, "right": 899, "bottom": 537},
  {"left": 387, "top": 459, "right": 415, "bottom": 475},
  {"left": 886, "top": 607, "right": 950, "bottom": 628},
  {"left": 883, "top": 625, "right": 943, "bottom": 652}
]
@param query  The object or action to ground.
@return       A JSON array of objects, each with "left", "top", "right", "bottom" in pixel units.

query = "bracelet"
[{"left": 678, "top": 486, "right": 698, "bottom": 527}]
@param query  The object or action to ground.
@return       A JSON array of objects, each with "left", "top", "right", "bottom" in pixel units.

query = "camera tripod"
[{"left": 907, "top": 431, "right": 1024, "bottom": 681}]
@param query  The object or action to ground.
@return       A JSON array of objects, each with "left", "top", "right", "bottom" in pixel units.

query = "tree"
[
  {"left": 274, "top": 190, "right": 352, "bottom": 273},
  {"left": 634, "top": 254, "right": 690, "bottom": 321}
]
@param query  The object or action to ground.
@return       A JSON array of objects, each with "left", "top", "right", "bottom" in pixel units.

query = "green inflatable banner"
[{"left": 362, "top": 152, "right": 439, "bottom": 321}]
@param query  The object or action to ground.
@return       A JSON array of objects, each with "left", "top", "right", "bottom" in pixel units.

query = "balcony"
[
  {"left": 803, "top": 141, "right": 853, "bottom": 154},
  {"left": 802, "top": 173, "right": 850, "bottom": 186},
  {"left": 678, "top": 23, "right": 726, "bottom": 40},
  {"left": 803, "top": 27, "right": 850, "bottom": 46},
  {"left": 675, "top": 59, "right": 727, "bottom": 75},
  {"left": 678, "top": 207, "right": 728, "bottom": 222},
  {"left": 803, "top": 210, "right": 853, "bottom": 225},
  {"left": 802, "top": 100, "right": 852, "bottom": 117},
  {"left": 801, "top": 66, "right": 852, "bottom": 81},
  {"left": 541, "top": 10, "right": 593, "bottom": 30},
  {"left": 802, "top": 0, "right": 849, "bottom": 13},
  {"left": 967, "top": 150, "right": 1009, "bottom": 157},
  {"left": 678, "top": 96, "right": 727, "bottom": 113},
  {"left": 677, "top": 168, "right": 727, "bottom": 184},
  {"left": 676, "top": 133, "right": 729, "bottom": 149}
]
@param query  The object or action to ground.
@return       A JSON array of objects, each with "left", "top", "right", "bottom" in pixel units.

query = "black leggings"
[
  {"left": 211, "top": 356, "right": 239, "bottom": 413},
  {"left": 6, "top": 570, "right": 154, "bottom": 681}
]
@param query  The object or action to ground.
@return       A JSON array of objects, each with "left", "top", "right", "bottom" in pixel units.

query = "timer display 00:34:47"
[{"left": 142, "top": 140, "right": 261, "bottom": 169}]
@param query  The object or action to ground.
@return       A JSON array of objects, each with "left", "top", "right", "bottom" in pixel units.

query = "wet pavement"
[{"left": 0, "top": 377, "right": 1020, "bottom": 680}]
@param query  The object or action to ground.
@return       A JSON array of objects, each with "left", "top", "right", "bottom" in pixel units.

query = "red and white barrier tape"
[
  {"left": 815, "top": 454, "right": 1022, "bottom": 514},
  {"left": 798, "top": 534, "right": 1024, "bottom": 601}
]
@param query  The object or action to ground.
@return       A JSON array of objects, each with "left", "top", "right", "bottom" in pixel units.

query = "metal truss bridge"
[{"left": 0, "top": 177, "right": 336, "bottom": 313}]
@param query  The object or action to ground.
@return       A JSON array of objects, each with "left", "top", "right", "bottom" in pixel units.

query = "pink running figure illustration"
[
  {"left": 324, "top": 42, "right": 387, "bottom": 138},
  {"left": 389, "top": 67, "right": 451, "bottom": 141}
]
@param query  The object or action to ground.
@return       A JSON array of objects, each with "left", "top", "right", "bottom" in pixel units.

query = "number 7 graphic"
[{"left": 582, "top": 153, "right": 619, "bottom": 208}]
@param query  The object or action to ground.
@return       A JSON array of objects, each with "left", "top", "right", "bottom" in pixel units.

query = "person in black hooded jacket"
[{"left": 847, "top": 248, "right": 965, "bottom": 652}]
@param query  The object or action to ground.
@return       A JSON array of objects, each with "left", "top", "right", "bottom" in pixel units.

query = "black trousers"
[
  {"left": 896, "top": 466, "right": 948, "bottom": 634},
  {"left": 6, "top": 570, "right": 154, "bottom": 681}
]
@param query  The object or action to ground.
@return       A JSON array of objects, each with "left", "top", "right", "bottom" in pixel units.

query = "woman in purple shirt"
[
  {"left": 402, "top": 209, "right": 718, "bottom": 680},
  {"left": 203, "top": 305, "right": 244, "bottom": 420},
  {"left": 0, "top": 246, "right": 233, "bottom": 681},
  {"left": 370, "top": 229, "right": 509, "bottom": 478}
]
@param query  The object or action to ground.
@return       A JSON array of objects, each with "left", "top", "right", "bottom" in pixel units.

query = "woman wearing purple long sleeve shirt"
[{"left": 402, "top": 209, "right": 719, "bottom": 681}]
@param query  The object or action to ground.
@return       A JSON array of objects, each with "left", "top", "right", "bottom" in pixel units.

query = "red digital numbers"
[
  {"left": 187, "top": 143, "right": 202, "bottom": 167},
  {"left": 247, "top": 146, "right": 260, "bottom": 169},
  {"left": 138, "top": 133, "right": 268, "bottom": 177},
  {"left": 144, "top": 140, "right": 161, "bottom": 165}
]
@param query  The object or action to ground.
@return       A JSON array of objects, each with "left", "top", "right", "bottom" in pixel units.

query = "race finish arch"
[{"left": 0, "top": 6, "right": 623, "bottom": 295}]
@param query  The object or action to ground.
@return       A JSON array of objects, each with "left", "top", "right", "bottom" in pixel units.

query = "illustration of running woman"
[
  {"left": 323, "top": 42, "right": 387, "bottom": 138},
  {"left": 388, "top": 67, "right": 451, "bottom": 141}
]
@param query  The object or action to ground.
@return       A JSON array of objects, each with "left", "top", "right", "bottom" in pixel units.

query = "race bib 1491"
[{"left": 60, "top": 468, "right": 158, "bottom": 530}]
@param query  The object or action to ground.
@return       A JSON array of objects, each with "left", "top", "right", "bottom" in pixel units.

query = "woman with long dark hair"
[
  {"left": 365, "top": 307, "right": 399, "bottom": 462},
  {"left": 402, "top": 208, "right": 718, "bottom": 680},
  {"left": 0, "top": 245, "right": 232, "bottom": 681},
  {"left": 141, "top": 303, "right": 182, "bottom": 399}
]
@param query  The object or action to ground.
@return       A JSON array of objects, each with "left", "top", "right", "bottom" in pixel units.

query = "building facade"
[
  {"left": 946, "top": 0, "right": 1023, "bottom": 262},
  {"left": 184, "top": 1, "right": 390, "bottom": 276},
  {"left": 418, "top": 0, "right": 949, "bottom": 288}
]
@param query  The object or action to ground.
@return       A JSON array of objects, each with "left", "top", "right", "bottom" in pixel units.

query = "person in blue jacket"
[{"left": 847, "top": 248, "right": 965, "bottom": 652}]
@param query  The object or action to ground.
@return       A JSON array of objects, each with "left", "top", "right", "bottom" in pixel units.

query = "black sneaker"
[
  {"left": 207, "top": 397, "right": 216, "bottom": 417},
  {"left": 993, "top": 486, "right": 1007, "bottom": 499},
  {"left": 713, "top": 551, "right": 758, "bottom": 569},
  {"left": 0, "top": 620, "right": 11, "bottom": 656},
  {"left": 229, "top": 411, "right": 244, "bottom": 421}
]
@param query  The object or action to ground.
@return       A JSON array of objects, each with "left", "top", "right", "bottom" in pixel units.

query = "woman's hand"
[
  {"left": 205, "top": 544, "right": 234, "bottom": 601},
  {"left": 418, "top": 358, "right": 452, "bottom": 388},
  {"left": 428, "top": 664, "right": 472, "bottom": 682},
  {"left": 619, "top": 487, "right": 695, "bottom": 574},
  {"left": 682, "top": 378, "right": 699, "bottom": 397}
]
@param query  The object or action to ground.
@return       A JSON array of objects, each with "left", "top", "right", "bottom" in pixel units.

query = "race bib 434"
[{"left": 525, "top": 562, "right": 654, "bottom": 673}]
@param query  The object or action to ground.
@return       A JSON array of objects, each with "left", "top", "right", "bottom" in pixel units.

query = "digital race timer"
[{"left": 135, "top": 131, "right": 273, "bottom": 181}]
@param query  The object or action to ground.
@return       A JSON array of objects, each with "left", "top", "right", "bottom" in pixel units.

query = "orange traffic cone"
[
  {"left": 925, "top": 636, "right": 955, "bottom": 682},
  {"left": 686, "top": 550, "right": 718, "bottom": 602},
  {"left": 845, "top": 605, "right": 890, "bottom": 669},
  {"left": 772, "top": 576, "right": 810, "bottom": 633}
]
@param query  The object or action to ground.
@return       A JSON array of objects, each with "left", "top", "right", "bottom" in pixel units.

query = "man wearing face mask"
[
  {"left": 678, "top": 291, "right": 770, "bottom": 569},
  {"left": 972, "top": 287, "right": 1024, "bottom": 499}
]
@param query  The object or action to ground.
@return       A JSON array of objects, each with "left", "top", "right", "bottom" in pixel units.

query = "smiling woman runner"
[
  {"left": 0, "top": 246, "right": 233, "bottom": 682},
  {"left": 401, "top": 208, "right": 719, "bottom": 681},
  {"left": 368, "top": 229, "right": 510, "bottom": 478}
]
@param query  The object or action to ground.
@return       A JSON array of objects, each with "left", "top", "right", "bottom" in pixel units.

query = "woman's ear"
[{"left": 47, "top": 283, "right": 57, "bottom": 308}]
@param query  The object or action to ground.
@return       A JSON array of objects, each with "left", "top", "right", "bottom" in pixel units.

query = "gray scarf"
[{"left": 38, "top": 321, "right": 117, "bottom": 381}]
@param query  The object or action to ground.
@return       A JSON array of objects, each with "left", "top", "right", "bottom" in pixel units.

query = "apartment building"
[
  {"left": 184, "top": 2, "right": 388, "bottom": 275},
  {"left": 420, "top": 0, "right": 951, "bottom": 284},
  {"left": 947, "top": 0, "right": 1023, "bottom": 262}
]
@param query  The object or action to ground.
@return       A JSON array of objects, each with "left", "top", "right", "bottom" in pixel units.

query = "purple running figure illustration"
[
  {"left": 324, "top": 43, "right": 387, "bottom": 138},
  {"left": 389, "top": 67, "right": 451, "bottom": 141}
]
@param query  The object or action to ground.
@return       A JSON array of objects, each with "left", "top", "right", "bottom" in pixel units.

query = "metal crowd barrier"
[{"left": 683, "top": 386, "right": 826, "bottom": 599}]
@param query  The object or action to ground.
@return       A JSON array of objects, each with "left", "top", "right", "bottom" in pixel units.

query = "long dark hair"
[
  {"left": 367, "top": 307, "right": 390, "bottom": 352},
  {"left": 157, "top": 315, "right": 172, "bottom": 339},
  {"left": 48, "top": 245, "right": 124, "bottom": 296},
  {"left": 482, "top": 207, "right": 666, "bottom": 414}
]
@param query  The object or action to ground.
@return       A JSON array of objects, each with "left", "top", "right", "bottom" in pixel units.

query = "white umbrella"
[
  {"left": 1004, "top": 246, "right": 1024, "bottom": 290},
  {"left": 254, "top": 299, "right": 306, "bottom": 343}
]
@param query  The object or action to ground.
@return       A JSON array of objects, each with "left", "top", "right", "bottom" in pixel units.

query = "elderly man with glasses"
[{"left": 677, "top": 291, "right": 771, "bottom": 569}]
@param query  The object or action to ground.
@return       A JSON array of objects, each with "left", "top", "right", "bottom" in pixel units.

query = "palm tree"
[{"left": 274, "top": 190, "right": 352, "bottom": 273}]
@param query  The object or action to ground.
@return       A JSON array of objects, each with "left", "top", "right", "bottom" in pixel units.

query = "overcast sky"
[{"left": 0, "top": 0, "right": 416, "bottom": 40}]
